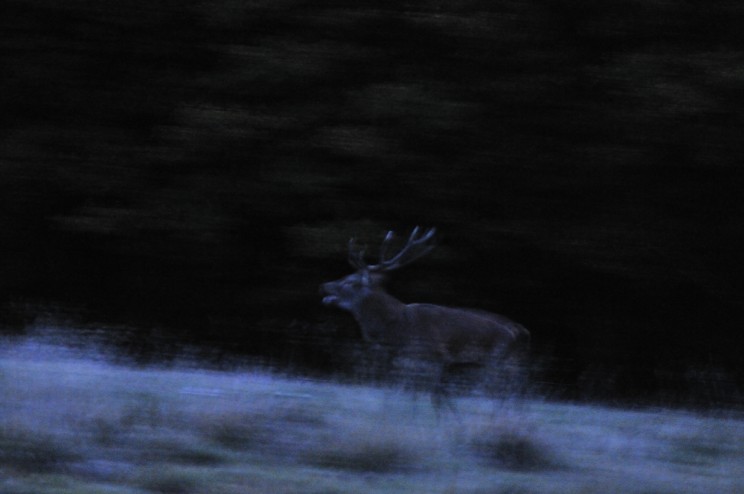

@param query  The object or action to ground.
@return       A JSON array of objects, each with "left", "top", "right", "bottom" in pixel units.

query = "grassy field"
[{"left": 1, "top": 340, "right": 743, "bottom": 494}]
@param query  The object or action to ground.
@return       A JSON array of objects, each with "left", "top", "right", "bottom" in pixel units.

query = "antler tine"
[
  {"left": 371, "top": 226, "right": 437, "bottom": 272},
  {"left": 378, "top": 230, "right": 395, "bottom": 264},
  {"left": 348, "top": 238, "right": 368, "bottom": 271}
]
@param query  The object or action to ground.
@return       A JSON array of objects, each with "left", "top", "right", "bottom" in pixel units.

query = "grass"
[{"left": 1, "top": 339, "right": 743, "bottom": 493}]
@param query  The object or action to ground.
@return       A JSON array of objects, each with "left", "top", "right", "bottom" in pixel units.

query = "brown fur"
[{"left": 321, "top": 273, "right": 529, "bottom": 407}]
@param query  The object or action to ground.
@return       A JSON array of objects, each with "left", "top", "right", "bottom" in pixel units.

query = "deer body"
[
  {"left": 320, "top": 227, "right": 529, "bottom": 407},
  {"left": 345, "top": 293, "right": 523, "bottom": 363}
]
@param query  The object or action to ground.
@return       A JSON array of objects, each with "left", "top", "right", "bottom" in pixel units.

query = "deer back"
[{"left": 402, "top": 303, "right": 529, "bottom": 363}]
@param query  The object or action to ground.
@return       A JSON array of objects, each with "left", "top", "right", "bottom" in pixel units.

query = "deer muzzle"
[{"left": 319, "top": 282, "right": 339, "bottom": 306}]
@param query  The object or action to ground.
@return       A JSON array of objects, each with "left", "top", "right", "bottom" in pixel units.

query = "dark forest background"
[{"left": 3, "top": 0, "right": 744, "bottom": 406}]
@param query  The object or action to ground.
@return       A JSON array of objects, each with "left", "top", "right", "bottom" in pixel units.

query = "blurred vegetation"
[
  {"left": 2, "top": 0, "right": 744, "bottom": 402},
  {"left": 1, "top": 345, "right": 744, "bottom": 493}
]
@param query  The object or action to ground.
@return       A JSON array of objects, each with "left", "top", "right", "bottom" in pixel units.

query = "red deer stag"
[{"left": 320, "top": 227, "right": 529, "bottom": 408}]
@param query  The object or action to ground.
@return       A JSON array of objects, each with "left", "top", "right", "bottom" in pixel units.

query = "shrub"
[
  {"left": 470, "top": 430, "right": 558, "bottom": 472},
  {"left": 136, "top": 467, "right": 204, "bottom": 494},
  {"left": 0, "top": 426, "right": 78, "bottom": 473},
  {"left": 305, "top": 429, "right": 420, "bottom": 473}
]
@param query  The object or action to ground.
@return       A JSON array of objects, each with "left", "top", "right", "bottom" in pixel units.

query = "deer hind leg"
[
  {"left": 431, "top": 364, "right": 459, "bottom": 414},
  {"left": 480, "top": 348, "right": 530, "bottom": 420}
]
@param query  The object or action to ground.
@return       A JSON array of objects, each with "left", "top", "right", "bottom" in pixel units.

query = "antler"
[
  {"left": 348, "top": 227, "right": 437, "bottom": 273},
  {"left": 348, "top": 238, "right": 367, "bottom": 271}
]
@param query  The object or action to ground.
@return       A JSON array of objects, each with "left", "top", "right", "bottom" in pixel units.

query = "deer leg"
[{"left": 431, "top": 364, "right": 458, "bottom": 414}]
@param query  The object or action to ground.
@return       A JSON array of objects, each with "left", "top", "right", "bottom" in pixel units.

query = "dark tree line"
[{"left": 2, "top": 0, "right": 744, "bottom": 405}]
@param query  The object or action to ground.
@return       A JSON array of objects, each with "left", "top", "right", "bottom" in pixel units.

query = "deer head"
[{"left": 320, "top": 226, "right": 436, "bottom": 313}]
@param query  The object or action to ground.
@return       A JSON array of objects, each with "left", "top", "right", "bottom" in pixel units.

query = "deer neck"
[{"left": 351, "top": 290, "right": 405, "bottom": 343}]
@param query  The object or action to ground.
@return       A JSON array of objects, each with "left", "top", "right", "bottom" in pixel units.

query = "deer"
[{"left": 320, "top": 227, "right": 530, "bottom": 409}]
